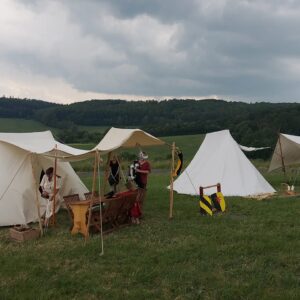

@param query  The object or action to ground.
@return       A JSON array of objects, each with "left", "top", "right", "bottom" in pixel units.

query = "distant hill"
[{"left": 1, "top": 97, "right": 300, "bottom": 152}]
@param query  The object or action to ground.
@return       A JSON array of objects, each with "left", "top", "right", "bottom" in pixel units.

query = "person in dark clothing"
[
  {"left": 134, "top": 151, "right": 151, "bottom": 217},
  {"left": 108, "top": 155, "right": 120, "bottom": 194}
]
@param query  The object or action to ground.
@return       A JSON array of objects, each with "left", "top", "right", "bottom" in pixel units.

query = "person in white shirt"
[{"left": 40, "top": 167, "right": 62, "bottom": 227}]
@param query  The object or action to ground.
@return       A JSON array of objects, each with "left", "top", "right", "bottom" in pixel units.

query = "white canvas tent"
[
  {"left": 173, "top": 130, "right": 275, "bottom": 197},
  {"left": 0, "top": 131, "right": 89, "bottom": 226},
  {"left": 269, "top": 133, "right": 300, "bottom": 172}
]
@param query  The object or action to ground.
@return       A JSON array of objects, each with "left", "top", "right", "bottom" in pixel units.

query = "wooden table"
[
  {"left": 68, "top": 190, "right": 138, "bottom": 237},
  {"left": 69, "top": 199, "right": 95, "bottom": 237}
]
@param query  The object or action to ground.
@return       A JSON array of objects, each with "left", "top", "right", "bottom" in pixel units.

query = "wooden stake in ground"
[
  {"left": 30, "top": 154, "right": 43, "bottom": 236},
  {"left": 169, "top": 142, "right": 175, "bottom": 219}
]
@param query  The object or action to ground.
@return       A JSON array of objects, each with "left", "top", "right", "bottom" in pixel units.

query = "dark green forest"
[{"left": 1, "top": 97, "right": 300, "bottom": 156}]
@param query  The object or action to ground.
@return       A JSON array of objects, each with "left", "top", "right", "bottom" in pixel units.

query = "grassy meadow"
[
  {"left": 0, "top": 118, "right": 54, "bottom": 133},
  {"left": 0, "top": 128, "right": 300, "bottom": 299}
]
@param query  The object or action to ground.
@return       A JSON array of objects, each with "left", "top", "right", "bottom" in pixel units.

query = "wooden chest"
[{"left": 9, "top": 227, "right": 40, "bottom": 242}]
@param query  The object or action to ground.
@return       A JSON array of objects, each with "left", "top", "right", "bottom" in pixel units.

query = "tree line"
[{"left": 1, "top": 97, "right": 300, "bottom": 155}]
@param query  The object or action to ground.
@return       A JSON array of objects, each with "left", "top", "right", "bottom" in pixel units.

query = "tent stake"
[{"left": 169, "top": 142, "right": 175, "bottom": 219}]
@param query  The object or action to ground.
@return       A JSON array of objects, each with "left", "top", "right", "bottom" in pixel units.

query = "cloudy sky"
[{"left": 0, "top": 0, "right": 300, "bottom": 104}]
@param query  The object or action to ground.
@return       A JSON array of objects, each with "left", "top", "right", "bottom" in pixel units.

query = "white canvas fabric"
[
  {"left": 60, "top": 127, "right": 166, "bottom": 161},
  {"left": 269, "top": 133, "right": 300, "bottom": 171},
  {"left": 0, "top": 131, "right": 89, "bottom": 158},
  {"left": 173, "top": 130, "right": 275, "bottom": 197},
  {"left": 0, "top": 131, "right": 89, "bottom": 226},
  {"left": 94, "top": 127, "right": 165, "bottom": 153}
]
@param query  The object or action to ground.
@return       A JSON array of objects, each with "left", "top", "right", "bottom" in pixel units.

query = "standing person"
[
  {"left": 135, "top": 151, "right": 151, "bottom": 215},
  {"left": 108, "top": 155, "right": 120, "bottom": 195},
  {"left": 40, "top": 167, "right": 62, "bottom": 228}
]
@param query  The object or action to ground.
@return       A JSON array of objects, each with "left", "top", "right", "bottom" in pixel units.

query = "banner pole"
[{"left": 169, "top": 142, "right": 175, "bottom": 219}]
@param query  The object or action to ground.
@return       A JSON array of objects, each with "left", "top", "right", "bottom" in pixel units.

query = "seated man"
[{"left": 40, "top": 167, "right": 62, "bottom": 227}]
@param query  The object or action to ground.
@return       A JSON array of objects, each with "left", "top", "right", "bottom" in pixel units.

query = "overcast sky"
[{"left": 1, "top": 0, "right": 300, "bottom": 104}]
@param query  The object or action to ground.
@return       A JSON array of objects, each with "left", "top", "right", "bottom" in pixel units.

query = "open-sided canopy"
[
  {"left": 173, "top": 130, "right": 275, "bottom": 197},
  {"left": 94, "top": 127, "right": 165, "bottom": 153},
  {"left": 269, "top": 133, "right": 300, "bottom": 171}
]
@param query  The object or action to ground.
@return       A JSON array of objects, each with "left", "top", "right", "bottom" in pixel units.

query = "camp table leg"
[{"left": 69, "top": 201, "right": 90, "bottom": 237}]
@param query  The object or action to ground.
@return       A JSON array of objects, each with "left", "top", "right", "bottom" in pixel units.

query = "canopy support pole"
[
  {"left": 115, "top": 155, "right": 127, "bottom": 185},
  {"left": 51, "top": 145, "right": 58, "bottom": 226},
  {"left": 103, "top": 151, "right": 113, "bottom": 195},
  {"left": 30, "top": 154, "right": 43, "bottom": 236},
  {"left": 278, "top": 133, "right": 287, "bottom": 178},
  {"left": 86, "top": 150, "right": 98, "bottom": 242},
  {"left": 169, "top": 142, "right": 175, "bottom": 219}
]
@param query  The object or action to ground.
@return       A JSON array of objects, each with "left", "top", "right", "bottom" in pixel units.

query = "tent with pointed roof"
[
  {"left": 269, "top": 133, "right": 300, "bottom": 172},
  {"left": 0, "top": 131, "right": 89, "bottom": 226},
  {"left": 173, "top": 130, "right": 275, "bottom": 197}
]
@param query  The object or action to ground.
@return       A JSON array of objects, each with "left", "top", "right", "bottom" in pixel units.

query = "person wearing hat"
[{"left": 134, "top": 151, "right": 151, "bottom": 216}]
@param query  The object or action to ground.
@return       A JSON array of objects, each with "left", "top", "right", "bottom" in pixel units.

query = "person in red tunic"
[{"left": 135, "top": 151, "right": 151, "bottom": 213}]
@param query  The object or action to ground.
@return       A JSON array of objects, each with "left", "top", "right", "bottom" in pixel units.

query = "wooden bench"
[{"left": 90, "top": 190, "right": 138, "bottom": 234}]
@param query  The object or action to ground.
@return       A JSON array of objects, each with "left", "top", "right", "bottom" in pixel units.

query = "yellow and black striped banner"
[
  {"left": 172, "top": 150, "right": 183, "bottom": 177},
  {"left": 211, "top": 192, "right": 226, "bottom": 212},
  {"left": 199, "top": 195, "right": 213, "bottom": 216}
]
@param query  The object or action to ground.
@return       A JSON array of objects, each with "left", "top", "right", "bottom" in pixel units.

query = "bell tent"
[
  {"left": 173, "top": 130, "right": 275, "bottom": 197},
  {"left": 0, "top": 131, "right": 89, "bottom": 226}
]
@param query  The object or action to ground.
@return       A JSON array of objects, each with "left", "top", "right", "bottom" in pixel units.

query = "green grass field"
[
  {"left": 0, "top": 170, "right": 299, "bottom": 299},
  {"left": 0, "top": 126, "right": 299, "bottom": 299}
]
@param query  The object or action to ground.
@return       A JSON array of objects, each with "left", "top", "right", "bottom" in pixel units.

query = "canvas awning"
[
  {"left": 0, "top": 131, "right": 89, "bottom": 158},
  {"left": 93, "top": 127, "right": 165, "bottom": 153},
  {"left": 54, "top": 127, "right": 166, "bottom": 161},
  {"left": 269, "top": 133, "right": 300, "bottom": 171}
]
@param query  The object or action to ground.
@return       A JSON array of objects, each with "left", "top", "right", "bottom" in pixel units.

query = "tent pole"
[
  {"left": 115, "top": 154, "right": 126, "bottom": 187},
  {"left": 52, "top": 145, "right": 58, "bottom": 226},
  {"left": 103, "top": 151, "right": 112, "bottom": 195},
  {"left": 30, "top": 154, "right": 43, "bottom": 236},
  {"left": 97, "top": 153, "right": 104, "bottom": 256},
  {"left": 278, "top": 133, "right": 287, "bottom": 178},
  {"left": 86, "top": 150, "right": 98, "bottom": 242},
  {"left": 169, "top": 142, "right": 175, "bottom": 219}
]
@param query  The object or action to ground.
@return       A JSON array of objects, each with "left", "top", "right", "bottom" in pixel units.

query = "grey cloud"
[{"left": 1, "top": 0, "right": 300, "bottom": 102}]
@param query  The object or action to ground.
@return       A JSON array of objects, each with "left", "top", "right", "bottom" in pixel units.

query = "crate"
[{"left": 9, "top": 227, "right": 40, "bottom": 242}]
